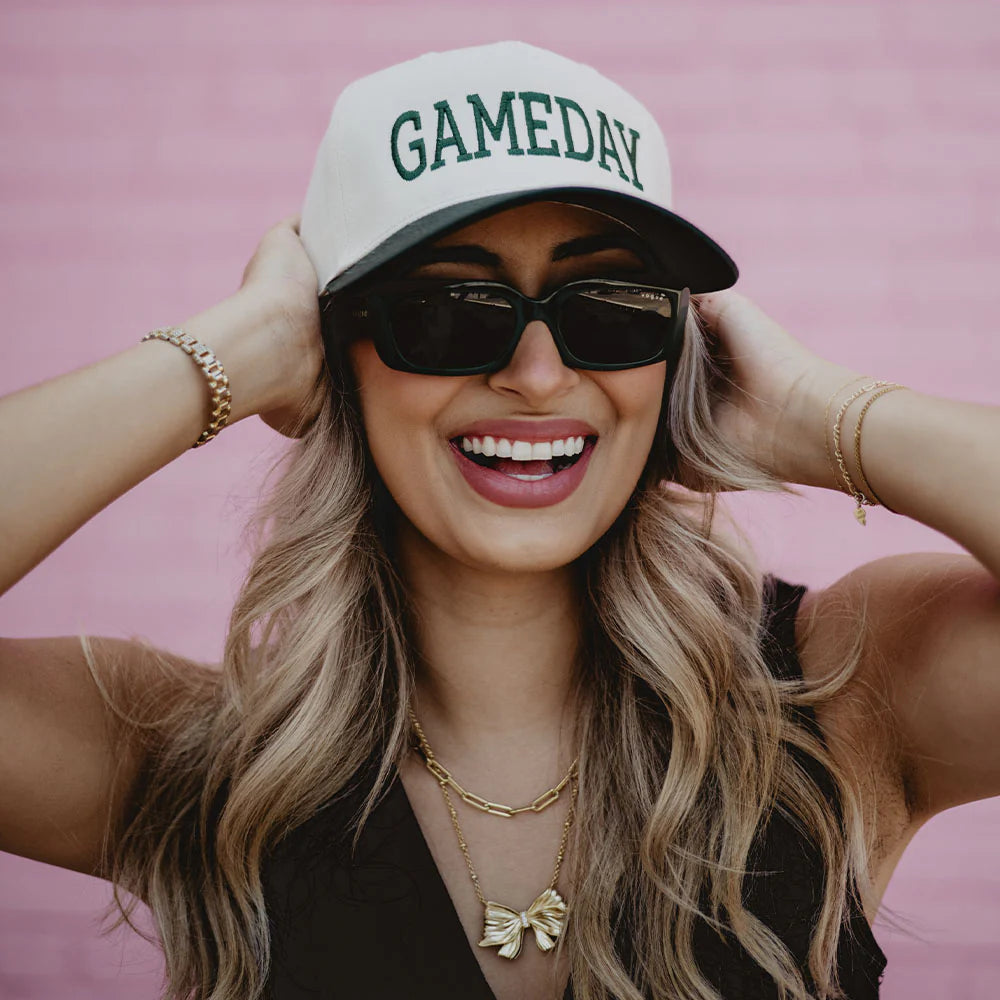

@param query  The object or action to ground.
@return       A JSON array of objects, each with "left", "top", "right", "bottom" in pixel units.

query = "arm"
[
  {"left": 0, "top": 220, "right": 322, "bottom": 598},
  {"left": 0, "top": 634, "right": 212, "bottom": 876},
  {"left": 697, "top": 289, "right": 1000, "bottom": 822},
  {"left": 777, "top": 365, "right": 1000, "bottom": 582},
  {"left": 0, "top": 215, "right": 323, "bottom": 876},
  {"left": 800, "top": 552, "right": 1000, "bottom": 823}
]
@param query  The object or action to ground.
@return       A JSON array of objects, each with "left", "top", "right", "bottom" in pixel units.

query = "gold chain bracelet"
[
  {"left": 853, "top": 384, "right": 907, "bottom": 514},
  {"left": 832, "top": 381, "right": 893, "bottom": 524},
  {"left": 824, "top": 374, "right": 874, "bottom": 496},
  {"left": 140, "top": 327, "right": 232, "bottom": 448}
]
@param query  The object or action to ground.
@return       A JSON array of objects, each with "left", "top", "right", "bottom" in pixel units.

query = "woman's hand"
[
  {"left": 234, "top": 214, "right": 327, "bottom": 438},
  {"left": 692, "top": 289, "right": 866, "bottom": 489}
]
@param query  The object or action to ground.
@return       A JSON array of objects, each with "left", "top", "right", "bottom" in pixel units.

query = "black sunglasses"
[{"left": 321, "top": 278, "right": 690, "bottom": 376}]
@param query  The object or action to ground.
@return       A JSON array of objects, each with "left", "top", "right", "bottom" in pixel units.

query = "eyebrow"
[
  {"left": 405, "top": 244, "right": 501, "bottom": 268},
  {"left": 403, "top": 231, "right": 657, "bottom": 271},
  {"left": 551, "top": 232, "right": 653, "bottom": 263}
]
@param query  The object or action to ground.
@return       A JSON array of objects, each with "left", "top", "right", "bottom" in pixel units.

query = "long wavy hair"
[{"left": 81, "top": 285, "right": 894, "bottom": 1000}]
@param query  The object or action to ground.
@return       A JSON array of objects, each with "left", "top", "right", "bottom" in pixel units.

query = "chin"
[
  {"left": 454, "top": 533, "right": 594, "bottom": 575},
  {"left": 384, "top": 453, "right": 643, "bottom": 575},
  {"left": 401, "top": 500, "right": 624, "bottom": 576}
]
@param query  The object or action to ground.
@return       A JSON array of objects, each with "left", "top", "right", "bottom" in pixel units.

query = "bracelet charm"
[{"left": 826, "top": 378, "right": 906, "bottom": 525}]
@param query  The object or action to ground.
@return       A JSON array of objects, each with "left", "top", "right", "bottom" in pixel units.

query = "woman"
[{"left": 1, "top": 41, "right": 998, "bottom": 1000}]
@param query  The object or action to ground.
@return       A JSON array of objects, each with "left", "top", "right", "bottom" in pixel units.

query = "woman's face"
[{"left": 349, "top": 200, "right": 668, "bottom": 574}]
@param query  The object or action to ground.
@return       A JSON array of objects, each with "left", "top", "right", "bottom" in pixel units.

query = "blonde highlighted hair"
[{"left": 84, "top": 296, "right": 889, "bottom": 999}]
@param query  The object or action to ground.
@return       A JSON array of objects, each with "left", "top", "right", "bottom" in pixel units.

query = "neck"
[{"left": 396, "top": 522, "right": 584, "bottom": 770}]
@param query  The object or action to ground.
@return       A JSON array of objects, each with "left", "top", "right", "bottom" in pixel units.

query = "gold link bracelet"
[{"left": 140, "top": 327, "right": 232, "bottom": 447}]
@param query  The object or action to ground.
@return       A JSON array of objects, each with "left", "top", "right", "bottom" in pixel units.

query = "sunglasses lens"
[
  {"left": 389, "top": 287, "right": 516, "bottom": 371},
  {"left": 559, "top": 285, "right": 675, "bottom": 366}
]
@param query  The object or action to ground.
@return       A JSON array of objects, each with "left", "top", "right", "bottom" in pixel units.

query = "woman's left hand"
[{"left": 692, "top": 288, "right": 864, "bottom": 488}]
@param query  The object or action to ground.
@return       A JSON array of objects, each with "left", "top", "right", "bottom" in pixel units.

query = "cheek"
[
  {"left": 591, "top": 363, "right": 667, "bottom": 441},
  {"left": 348, "top": 341, "right": 455, "bottom": 495},
  {"left": 587, "top": 364, "right": 668, "bottom": 499},
  {"left": 350, "top": 341, "right": 423, "bottom": 448}
]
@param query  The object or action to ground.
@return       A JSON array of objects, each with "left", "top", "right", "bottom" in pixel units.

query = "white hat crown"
[{"left": 301, "top": 41, "right": 735, "bottom": 295}]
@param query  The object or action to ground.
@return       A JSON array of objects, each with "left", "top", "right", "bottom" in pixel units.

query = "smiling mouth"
[{"left": 450, "top": 434, "right": 598, "bottom": 481}]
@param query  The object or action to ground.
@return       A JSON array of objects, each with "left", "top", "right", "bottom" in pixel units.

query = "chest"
[
  {"left": 396, "top": 752, "right": 573, "bottom": 1000},
  {"left": 264, "top": 751, "right": 891, "bottom": 1000}
]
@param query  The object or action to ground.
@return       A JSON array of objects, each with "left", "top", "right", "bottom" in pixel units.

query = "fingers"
[
  {"left": 693, "top": 288, "right": 742, "bottom": 327},
  {"left": 238, "top": 214, "right": 302, "bottom": 291},
  {"left": 262, "top": 214, "right": 302, "bottom": 241}
]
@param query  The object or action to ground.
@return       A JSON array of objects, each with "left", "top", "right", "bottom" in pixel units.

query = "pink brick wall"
[{"left": 1, "top": 1, "right": 998, "bottom": 996}]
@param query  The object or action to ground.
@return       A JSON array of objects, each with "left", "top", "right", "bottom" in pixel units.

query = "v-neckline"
[{"left": 388, "top": 762, "right": 575, "bottom": 1000}]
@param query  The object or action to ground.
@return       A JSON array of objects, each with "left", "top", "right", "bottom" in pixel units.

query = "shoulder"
[
  {"left": 0, "top": 634, "right": 217, "bottom": 877},
  {"left": 794, "top": 552, "right": 1000, "bottom": 815},
  {"left": 760, "top": 571, "right": 912, "bottom": 913},
  {"left": 787, "top": 552, "right": 1000, "bottom": 905}
]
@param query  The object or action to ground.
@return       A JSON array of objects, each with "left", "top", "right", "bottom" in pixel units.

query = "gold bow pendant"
[{"left": 478, "top": 887, "right": 568, "bottom": 960}]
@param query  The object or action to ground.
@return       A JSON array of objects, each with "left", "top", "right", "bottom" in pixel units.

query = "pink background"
[{"left": 1, "top": 1, "right": 998, "bottom": 996}]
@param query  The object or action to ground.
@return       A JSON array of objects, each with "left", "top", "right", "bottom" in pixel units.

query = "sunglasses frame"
[{"left": 322, "top": 277, "right": 690, "bottom": 376}]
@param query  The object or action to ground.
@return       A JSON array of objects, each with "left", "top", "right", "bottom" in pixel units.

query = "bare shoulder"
[
  {"left": 0, "top": 633, "right": 219, "bottom": 878},
  {"left": 791, "top": 552, "right": 1000, "bottom": 907}
]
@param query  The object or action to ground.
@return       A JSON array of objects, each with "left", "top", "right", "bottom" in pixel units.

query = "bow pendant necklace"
[{"left": 408, "top": 706, "right": 579, "bottom": 960}]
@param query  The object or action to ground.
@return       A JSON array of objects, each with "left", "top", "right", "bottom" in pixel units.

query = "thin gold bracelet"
[
  {"left": 853, "top": 384, "right": 907, "bottom": 515},
  {"left": 824, "top": 375, "right": 873, "bottom": 495},
  {"left": 140, "top": 327, "right": 232, "bottom": 448},
  {"left": 832, "top": 380, "right": 899, "bottom": 525}
]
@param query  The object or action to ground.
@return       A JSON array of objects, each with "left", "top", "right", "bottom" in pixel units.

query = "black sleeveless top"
[{"left": 261, "top": 576, "right": 888, "bottom": 998}]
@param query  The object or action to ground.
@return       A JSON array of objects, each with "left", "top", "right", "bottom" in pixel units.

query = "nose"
[{"left": 486, "top": 319, "right": 580, "bottom": 405}]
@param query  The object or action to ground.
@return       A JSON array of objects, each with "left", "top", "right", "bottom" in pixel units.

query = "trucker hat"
[{"left": 300, "top": 41, "right": 738, "bottom": 296}]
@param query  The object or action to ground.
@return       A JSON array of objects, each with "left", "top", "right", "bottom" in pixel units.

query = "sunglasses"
[{"left": 322, "top": 278, "right": 690, "bottom": 376}]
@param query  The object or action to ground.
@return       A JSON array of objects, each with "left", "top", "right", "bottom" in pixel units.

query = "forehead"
[
  {"left": 369, "top": 199, "right": 666, "bottom": 285},
  {"left": 434, "top": 200, "right": 641, "bottom": 249}
]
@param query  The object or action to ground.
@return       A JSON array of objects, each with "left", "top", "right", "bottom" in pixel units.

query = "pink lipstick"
[{"left": 447, "top": 420, "right": 598, "bottom": 508}]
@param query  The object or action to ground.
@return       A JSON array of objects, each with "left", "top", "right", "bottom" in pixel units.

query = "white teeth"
[{"left": 458, "top": 434, "right": 591, "bottom": 460}]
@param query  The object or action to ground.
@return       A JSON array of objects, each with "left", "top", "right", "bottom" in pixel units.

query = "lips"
[
  {"left": 450, "top": 418, "right": 598, "bottom": 444},
  {"left": 445, "top": 419, "right": 600, "bottom": 508},
  {"left": 449, "top": 436, "right": 597, "bottom": 508}
]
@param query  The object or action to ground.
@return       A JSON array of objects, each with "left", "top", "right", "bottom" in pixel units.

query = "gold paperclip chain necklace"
[
  {"left": 407, "top": 707, "right": 578, "bottom": 817},
  {"left": 408, "top": 706, "right": 579, "bottom": 960}
]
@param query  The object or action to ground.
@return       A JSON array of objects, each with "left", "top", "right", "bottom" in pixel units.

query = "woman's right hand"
[
  {"left": 234, "top": 213, "right": 327, "bottom": 438},
  {"left": 0, "top": 218, "right": 332, "bottom": 880}
]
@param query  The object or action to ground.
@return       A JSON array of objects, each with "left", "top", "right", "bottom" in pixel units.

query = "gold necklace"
[
  {"left": 408, "top": 709, "right": 578, "bottom": 817},
  {"left": 408, "top": 706, "right": 579, "bottom": 960}
]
